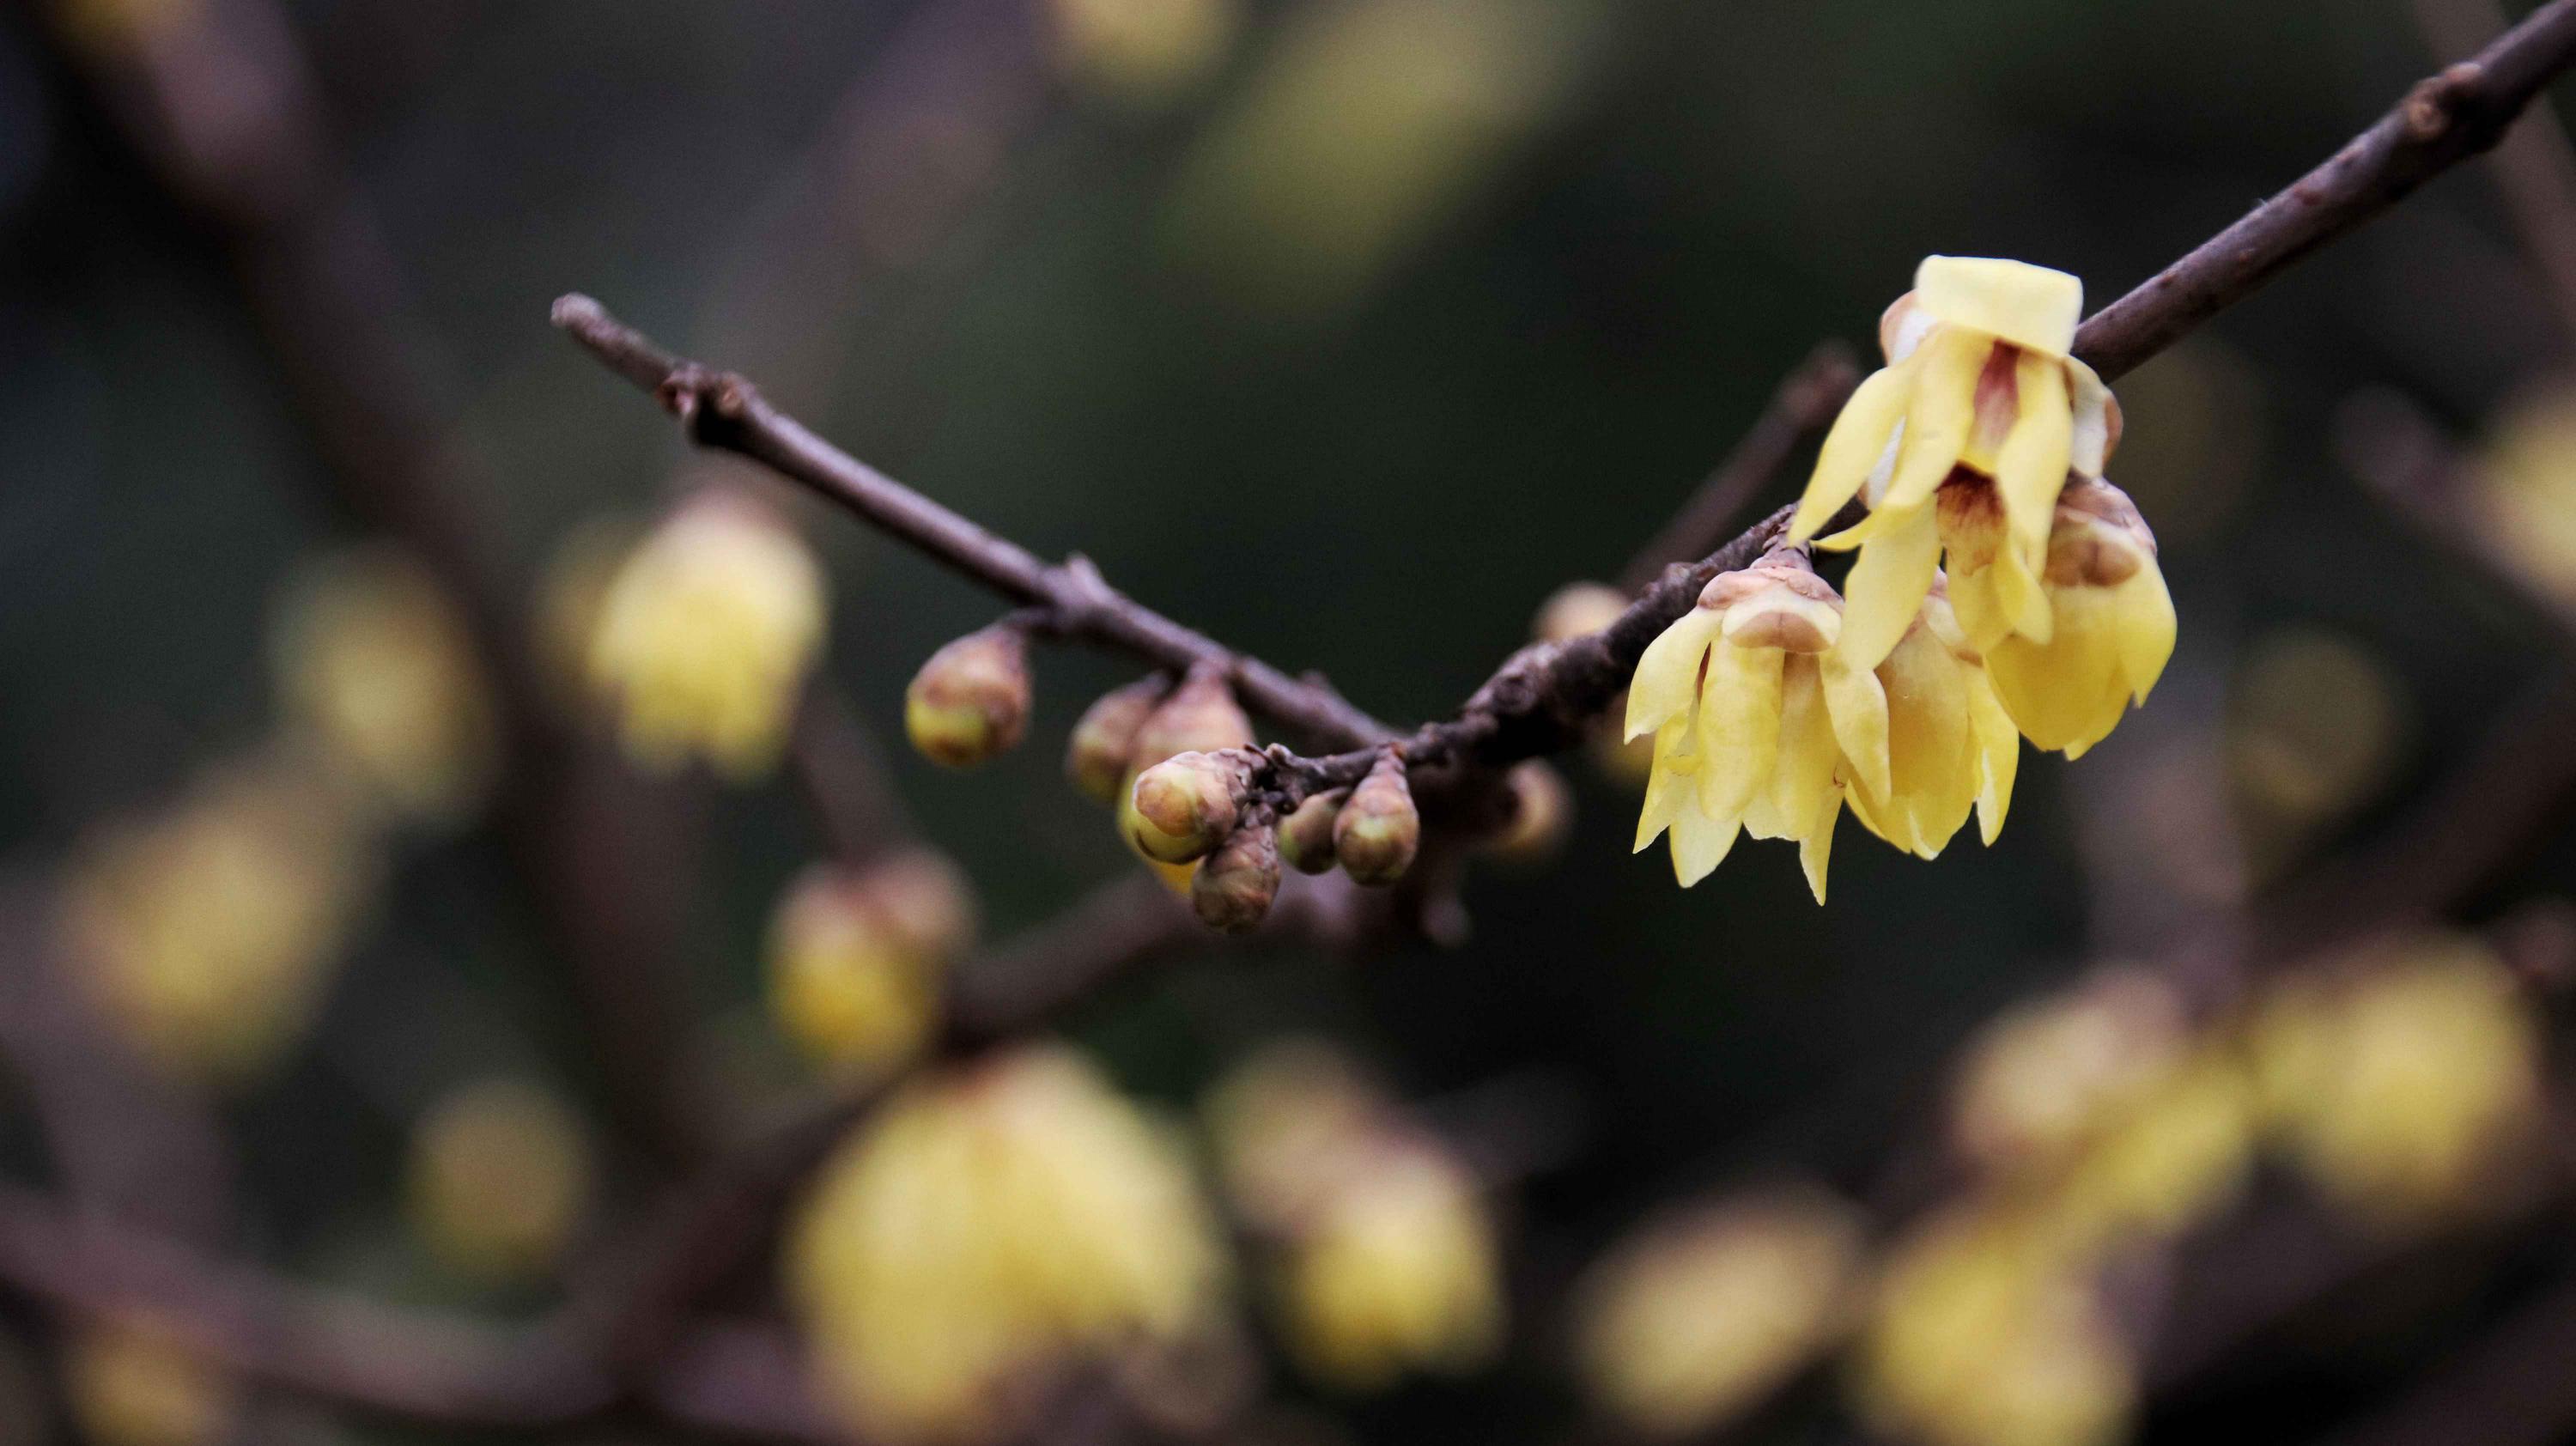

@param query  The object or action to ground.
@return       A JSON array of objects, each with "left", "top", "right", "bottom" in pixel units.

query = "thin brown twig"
[
  {"left": 2409, "top": 0, "right": 2576, "bottom": 349},
  {"left": 1617, "top": 343, "right": 1862, "bottom": 593}
]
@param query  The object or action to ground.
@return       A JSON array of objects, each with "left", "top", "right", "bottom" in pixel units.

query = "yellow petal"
[
  {"left": 1987, "top": 594, "right": 2123, "bottom": 756},
  {"left": 1965, "top": 666, "right": 2020, "bottom": 846},
  {"left": 1995, "top": 533, "right": 2056, "bottom": 646},
  {"left": 1789, "top": 362, "right": 1917, "bottom": 544},
  {"left": 1798, "top": 794, "right": 1841, "bottom": 904},
  {"left": 1880, "top": 329, "right": 1988, "bottom": 512},
  {"left": 1668, "top": 802, "right": 1740, "bottom": 886},
  {"left": 1631, "top": 720, "right": 1697, "bottom": 851},
  {"left": 1693, "top": 642, "right": 1784, "bottom": 823},
  {"left": 2111, "top": 563, "right": 2178, "bottom": 704},
  {"left": 1625, "top": 607, "right": 1725, "bottom": 742},
  {"left": 2066, "top": 357, "right": 2116, "bottom": 477},
  {"left": 1835, "top": 504, "right": 1941, "bottom": 672},
  {"left": 1995, "top": 350, "right": 2073, "bottom": 551},
  {"left": 1878, "top": 626, "right": 1976, "bottom": 859},
  {"left": 1751, "top": 656, "right": 1839, "bottom": 843},
  {"left": 1821, "top": 649, "right": 1893, "bottom": 801},
  {"left": 1914, "top": 256, "right": 2081, "bottom": 356}
]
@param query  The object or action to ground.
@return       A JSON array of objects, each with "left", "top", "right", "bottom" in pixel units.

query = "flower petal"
[
  {"left": 1798, "top": 793, "right": 1841, "bottom": 904},
  {"left": 2066, "top": 357, "right": 2117, "bottom": 477},
  {"left": 1821, "top": 648, "right": 1892, "bottom": 800},
  {"left": 1881, "top": 329, "right": 1988, "bottom": 512},
  {"left": 1996, "top": 349, "right": 2074, "bottom": 551},
  {"left": 1693, "top": 641, "right": 1785, "bottom": 823},
  {"left": 2111, "top": 563, "right": 2178, "bottom": 704},
  {"left": 1625, "top": 607, "right": 1725, "bottom": 742},
  {"left": 1914, "top": 256, "right": 2081, "bottom": 356},
  {"left": 1668, "top": 803, "right": 1740, "bottom": 886},
  {"left": 1789, "top": 362, "right": 1917, "bottom": 543},
  {"left": 1835, "top": 502, "right": 1941, "bottom": 671},
  {"left": 1965, "top": 666, "right": 2020, "bottom": 846}
]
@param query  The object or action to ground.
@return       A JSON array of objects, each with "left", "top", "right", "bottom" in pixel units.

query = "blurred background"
[{"left": 6, "top": 0, "right": 2576, "bottom": 1443}]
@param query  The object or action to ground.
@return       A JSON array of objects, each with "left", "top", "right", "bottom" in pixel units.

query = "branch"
[
  {"left": 1617, "top": 343, "right": 1861, "bottom": 593},
  {"left": 2409, "top": 0, "right": 2576, "bottom": 350}
]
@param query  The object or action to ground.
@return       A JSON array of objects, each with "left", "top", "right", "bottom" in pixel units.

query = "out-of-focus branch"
[
  {"left": 49, "top": 0, "right": 720, "bottom": 1168},
  {"left": 1617, "top": 343, "right": 1861, "bottom": 593},
  {"left": 2070, "top": 0, "right": 2576, "bottom": 381},
  {"left": 2409, "top": 0, "right": 2576, "bottom": 349}
]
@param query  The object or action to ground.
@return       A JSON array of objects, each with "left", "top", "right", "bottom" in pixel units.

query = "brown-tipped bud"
[
  {"left": 1127, "top": 667, "right": 1255, "bottom": 773},
  {"left": 1334, "top": 752, "right": 1419, "bottom": 886},
  {"left": 1479, "top": 762, "right": 1572, "bottom": 866},
  {"left": 1277, "top": 789, "right": 1346, "bottom": 875},
  {"left": 1128, "top": 750, "right": 1254, "bottom": 863},
  {"left": 1533, "top": 581, "right": 1629, "bottom": 644},
  {"left": 1192, "top": 823, "right": 1281, "bottom": 933},
  {"left": 2045, "top": 477, "right": 2159, "bottom": 587},
  {"left": 1067, "top": 677, "right": 1168, "bottom": 805},
  {"left": 856, "top": 848, "right": 977, "bottom": 961},
  {"left": 904, "top": 625, "right": 1032, "bottom": 768}
]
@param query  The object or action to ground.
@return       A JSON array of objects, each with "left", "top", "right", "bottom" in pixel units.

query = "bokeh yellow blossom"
[
  {"left": 788, "top": 1046, "right": 1228, "bottom": 1444},
  {"left": 1950, "top": 969, "right": 2190, "bottom": 1174},
  {"left": 1046, "top": 0, "right": 1240, "bottom": 106},
  {"left": 64, "top": 751, "right": 372, "bottom": 1087},
  {"left": 406, "top": 1077, "right": 594, "bottom": 1287},
  {"left": 1575, "top": 1186, "right": 1867, "bottom": 1437},
  {"left": 768, "top": 852, "right": 975, "bottom": 1076},
  {"left": 585, "top": 492, "right": 826, "bottom": 781},
  {"left": 271, "top": 546, "right": 497, "bottom": 826},
  {"left": 62, "top": 1321, "right": 236, "bottom": 1446},
  {"left": 2476, "top": 380, "right": 2576, "bottom": 605}
]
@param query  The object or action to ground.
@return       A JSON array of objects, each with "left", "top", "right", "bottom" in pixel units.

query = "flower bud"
[
  {"left": 1193, "top": 821, "right": 1281, "bottom": 933},
  {"left": 1334, "top": 752, "right": 1419, "bottom": 886},
  {"left": 1533, "top": 581, "right": 1629, "bottom": 643},
  {"left": 1067, "top": 677, "right": 1168, "bottom": 805},
  {"left": 1129, "top": 750, "right": 1252, "bottom": 863},
  {"left": 1277, "top": 789, "right": 1346, "bottom": 874},
  {"left": 1119, "top": 668, "right": 1255, "bottom": 870},
  {"left": 905, "top": 624, "right": 1033, "bottom": 768},
  {"left": 855, "top": 848, "right": 978, "bottom": 961},
  {"left": 1478, "top": 762, "right": 1571, "bottom": 866}
]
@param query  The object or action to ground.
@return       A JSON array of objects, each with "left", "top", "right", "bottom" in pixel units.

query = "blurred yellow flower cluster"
[
  {"left": 767, "top": 849, "right": 977, "bottom": 1077},
  {"left": 1204, "top": 1042, "right": 1504, "bottom": 1391},
  {"left": 1631, "top": 258, "right": 2176, "bottom": 893},
  {"left": 405, "top": 1077, "right": 595, "bottom": 1288},
  {"left": 62, "top": 1320, "right": 238, "bottom": 1446},
  {"left": 1573, "top": 1185, "right": 1867, "bottom": 1437},
  {"left": 787, "top": 1046, "right": 1229, "bottom": 1443},
  {"left": 583, "top": 491, "right": 827, "bottom": 781}
]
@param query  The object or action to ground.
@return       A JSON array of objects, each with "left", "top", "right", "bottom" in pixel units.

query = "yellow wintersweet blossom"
[
  {"left": 1949, "top": 969, "right": 2190, "bottom": 1174},
  {"left": 2251, "top": 936, "right": 2543, "bottom": 1230},
  {"left": 407, "top": 1078, "right": 594, "bottom": 1287},
  {"left": 64, "top": 752, "right": 372, "bottom": 1088},
  {"left": 271, "top": 547, "right": 498, "bottom": 827},
  {"left": 2476, "top": 380, "right": 2576, "bottom": 605},
  {"left": 62, "top": 1321, "right": 237, "bottom": 1446},
  {"left": 585, "top": 492, "right": 826, "bottom": 781},
  {"left": 767, "top": 853, "right": 975, "bottom": 1076},
  {"left": 1789, "top": 257, "right": 2121, "bottom": 671},
  {"left": 1574, "top": 1186, "right": 1867, "bottom": 1437},
  {"left": 1826, "top": 580, "right": 2022, "bottom": 861},
  {"left": 1857, "top": 1208, "right": 2136, "bottom": 1446},
  {"left": 1627, "top": 551, "right": 1854, "bottom": 896},
  {"left": 2050, "top": 1047, "right": 2257, "bottom": 1249},
  {"left": 787, "top": 1046, "right": 1228, "bottom": 1444},
  {"left": 1985, "top": 479, "right": 2175, "bottom": 757}
]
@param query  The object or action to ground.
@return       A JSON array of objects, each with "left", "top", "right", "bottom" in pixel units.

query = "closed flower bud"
[
  {"left": 1277, "top": 789, "right": 1346, "bottom": 874},
  {"left": 1334, "top": 752, "right": 1418, "bottom": 886},
  {"left": 1533, "top": 581, "right": 1630, "bottom": 643},
  {"left": 905, "top": 624, "right": 1033, "bottom": 768},
  {"left": 1068, "top": 677, "right": 1169, "bottom": 804},
  {"left": 1130, "top": 750, "right": 1254, "bottom": 864},
  {"left": 1119, "top": 670, "right": 1255, "bottom": 880},
  {"left": 1194, "top": 821, "right": 1281, "bottom": 933}
]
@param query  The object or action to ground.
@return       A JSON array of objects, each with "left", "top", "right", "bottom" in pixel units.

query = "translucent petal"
[
  {"left": 1881, "top": 329, "right": 1988, "bottom": 512},
  {"left": 1625, "top": 607, "right": 1725, "bottom": 742},
  {"left": 1668, "top": 804, "right": 1740, "bottom": 887},
  {"left": 1821, "top": 649, "right": 1893, "bottom": 800},
  {"left": 1987, "top": 594, "right": 2124, "bottom": 755},
  {"left": 1788, "top": 362, "right": 1917, "bottom": 543},
  {"left": 1965, "top": 666, "right": 2020, "bottom": 846},
  {"left": 1995, "top": 350, "right": 2074, "bottom": 551},
  {"left": 1631, "top": 720, "right": 1697, "bottom": 850},
  {"left": 1878, "top": 626, "right": 1976, "bottom": 859},
  {"left": 2111, "top": 562, "right": 2178, "bottom": 703},
  {"left": 1693, "top": 642, "right": 1785, "bottom": 823},
  {"left": 2066, "top": 357, "right": 2116, "bottom": 477},
  {"left": 1914, "top": 256, "right": 2082, "bottom": 356},
  {"left": 1836, "top": 503, "right": 1941, "bottom": 671},
  {"left": 1995, "top": 533, "right": 2056, "bottom": 645},
  {"left": 1751, "top": 656, "right": 1838, "bottom": 841},
  {"left": 1798, "top": 794, "right": 1841, "bottom": 904}
]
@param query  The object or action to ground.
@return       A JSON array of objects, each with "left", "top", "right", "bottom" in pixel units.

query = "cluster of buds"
[{"left": 1201, "top": 1041, "right": 1504, "bottom": 1392}]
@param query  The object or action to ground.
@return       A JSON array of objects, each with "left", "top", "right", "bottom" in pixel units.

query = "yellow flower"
[
  {"left": 1574, "top": 1186, "right": 1866, "bottom": 1437},
  {"left": 1985, "top": 480, "right": 2175, "bottom": 757},
  {"left": 1281, "top": 1144, "right": 1504, "bottom": 1392},
  {"left": 2050, "top": 1047, "right": 2256, "bottom": 1248},
  {"left": 767, "top": 854, "right": 975, "bottom": 1077},
  {"left": 1826, "top": 580, "right": 2022, "bottom": 860},
  {"left": 787, "top": 1046, "right": 1228, "bottom": 1444},
  {"left": 585, "top": 492, "right": 826, "bottom": 781},
  {"left": 64, "top": 751, "right": 373, "bottom": 1088},
  {"left": 2251, "top": 936, "right": 2543, "bottom": 1230},
  {"left": 270, "top": 547, "right": 498, "bottom": 826},
  {"left": 1789, "top": 257, "right": 2120, "bottom": 671},
  {"left": 2477, "top": 380, "right": 2576, "bottom": 604},
  {"left": 1949, "top": 969, "right": 2190, "bottom": 1174},
  {"left": 406, "top": 1078, "right": 594, "bottom": 1287},
  {"left": 1626, "top": 552, "right": 1851, "bottom": 897},
  {"left": 64, "top": 1321, "right": 236, "bottom": 1446}
]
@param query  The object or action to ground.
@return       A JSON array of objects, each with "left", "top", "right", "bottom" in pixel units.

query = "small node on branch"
[
  {"left": 1278, "top": 789, "right": 1348, "bottom": 875},
  {"left": 905, "top": 622, "right": 1035, "bottom": 769},
  {"left": 1066, "top": 676, "right": 1170, "bottom": 804},
  {"left": 1334, "top": 750, "right": 1419, "bottom": 887}
]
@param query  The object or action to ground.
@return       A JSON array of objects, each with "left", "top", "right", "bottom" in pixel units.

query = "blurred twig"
[{"left": 1617, "top": 343, "right": 1860, "bottom": 594}]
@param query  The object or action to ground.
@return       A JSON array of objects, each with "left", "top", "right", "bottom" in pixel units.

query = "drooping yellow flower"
[
  {"left": 1627, "top": 552, "right": 1851, "bottom": 897},
  {"left": 2251, "top": 935, "right": 2543, "bottom": 1231},
  {"left": 585, "top": 491, "right": 826, "bottom": 781},
  {"left": 1789, "top": 257, "right": 2121, "bottom": 671},
  {"left": 1826, "top": 580, "right": 2022, "bottom": 861},
  {"left": 406, "top": 1077, "right": 594, "bottom": 1287},
  {"left": 270, "top": 546, "right": 498, "bottom": 827},
  {"left": 64, "top": 751, "right": 373, "bottom": 1088},
  {"left": 1574, "top": 1186, "right": 1867, "bottom": 1437},
  {"left": 768, "top": 853, "right": 975, "bottom": 1077},
  {"left": 787, "top": 1046, "right": 1228, "bottom": 1444},
  {"left": 1985, "top": 479, "right": 2175, "bottom": 757}
]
